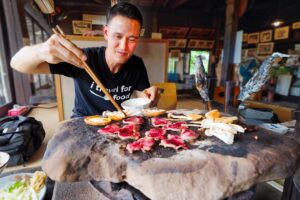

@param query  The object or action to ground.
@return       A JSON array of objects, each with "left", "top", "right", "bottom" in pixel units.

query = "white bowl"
[
  {"left": 0, "top": 152, "right": 10, "bottom": 174},
  {"left": 121, "top": 98, "right": 151, "bottom": 111}
]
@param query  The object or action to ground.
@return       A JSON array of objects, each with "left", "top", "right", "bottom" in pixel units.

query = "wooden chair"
[{"left": 151, "top": 82, "right": 177, "bottom": 110}]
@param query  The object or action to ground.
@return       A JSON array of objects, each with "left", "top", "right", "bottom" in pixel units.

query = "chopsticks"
[{"left": 52, "top": 25, "right": 126, "bottom": 116}]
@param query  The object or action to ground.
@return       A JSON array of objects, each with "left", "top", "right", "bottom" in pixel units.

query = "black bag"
[{"left": 0, "top": 116, "right": 45, "bottom": 166}]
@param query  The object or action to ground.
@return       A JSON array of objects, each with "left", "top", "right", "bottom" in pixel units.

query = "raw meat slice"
[
  {"left": 160, "top": 134, "right": 188, "bottom": 150},
  {"left": 145, "top": 128, "right": 166, "bottom": 140},
  {"left": 126, "top": 140, "right": 142, "bottom": 153},
  {"left": 166, "top": 122, "right": 187, "bottom": 131},
  {"left": 118, "top": 124, "right": 140, "bottom": 140},
  {"left": 97, "top": 123, "right": 120, "bottom": 135},
  {"left": 140, "top": 137, "right": 155, "bottom": 152},
  {"left": 126, "top": 137, "right": 155, "bottom": 153},
  {"left": 123, "top": 116, "right": 144, "bottom": 124},
  {"left": 180, "top": 129, "right": 198, "bottom": 141},
  {"left": 151, "top": 117, "right": 169, "bottom": 127}
]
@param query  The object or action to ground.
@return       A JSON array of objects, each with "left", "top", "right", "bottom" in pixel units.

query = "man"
[{"left": 11, "top": 2, "right": 159, "bottom": 118}]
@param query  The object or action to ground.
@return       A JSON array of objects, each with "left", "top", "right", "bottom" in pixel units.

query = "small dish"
[
  {"left": 0, "top": 152, "right": 10, "bottom": 174},
  {"left": 121, "top": 98, "right": 151, "bottom": 111},
  {"left": 0, "top": 172, "right": 46, "bottom": 199}
]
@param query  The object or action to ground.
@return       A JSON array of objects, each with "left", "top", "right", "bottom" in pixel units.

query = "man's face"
[{"left": 103, "top": 15, "right": 141, "bottom": 65}]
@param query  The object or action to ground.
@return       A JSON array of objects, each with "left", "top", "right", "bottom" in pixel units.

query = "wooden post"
[
  {"left": 293, "top": 100, "right": 300, "bottom": 139},
  {"left": 152, "top": 11, "right": 158, "bottom": 33},
  {"left": 224, "top": 81, "right": 236, "bottom": 112},
  {"left": 282, "top": 100, "right": 300, "bottom": 200},
  {"left": 221, "top": 0, "right": 240, "bottom": 86}
]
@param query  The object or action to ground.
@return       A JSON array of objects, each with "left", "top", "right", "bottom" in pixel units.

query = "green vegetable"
[
  {"left": 7, "top": 181, "right": 23, "bottom": 193},
  {"left": 0, "top": 177, "right": 41, "bottom": 200}
]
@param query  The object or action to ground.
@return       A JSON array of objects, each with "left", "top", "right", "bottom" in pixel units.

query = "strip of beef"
[
  {"left": 123, "top": 116, "right": 144, "bottom": 125},
  {"left": 126, "top": 140, "right": 142, "bottom": 153},
  {"left": 180, "top": 129, "right": 198, "bottom": 141},
  {"left": 145, "top": 128, "right": 166, "bottom": 140},
  {"left": 151, "top": 117, "right": 169, "bottom": 127},
  {"left": 166, "top": 122, "right": 187, "bottom": 131},
  {"left": 118, "top": 124, "right": 140, "bottom": 140},
  {"left": 160, "top": 134, "right": 188, "bottom": 150},
  {"left": 97, "top": 123, "right": 120, "bottom": 135},
  {"left": 126, "top": 137, "right": 155, "bottom": 153}
]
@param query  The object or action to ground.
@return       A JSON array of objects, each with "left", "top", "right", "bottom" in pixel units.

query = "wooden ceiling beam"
[
  {"left": 170, "top": 0, "right": 189, "bottom": 9},
  {"left": 140, "top": 0, "right": 155, "bottom": 7},
  {"left": 55, "top": 2, "right": 109, "bottom": 10},
  {"left": 159, "top": 0, "right": 169, "bottom": 7}
]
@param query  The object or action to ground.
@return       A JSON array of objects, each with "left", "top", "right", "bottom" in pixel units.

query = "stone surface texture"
[{"left": 42, "top": 118, "right": 300, "bottom": 200}]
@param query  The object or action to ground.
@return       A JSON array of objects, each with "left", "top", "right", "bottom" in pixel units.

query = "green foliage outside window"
[{"left": 189, "top": 50, "right": 210, "bottom": 75}]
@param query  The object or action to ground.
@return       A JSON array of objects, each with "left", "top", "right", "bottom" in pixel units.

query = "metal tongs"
[{"left": 52, "top": 25, "right": 126, "bottom": 116}]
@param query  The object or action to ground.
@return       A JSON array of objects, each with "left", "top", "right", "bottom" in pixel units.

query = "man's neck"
[{"left": 105, "top": 49, "right": 122, "bottom": 74}]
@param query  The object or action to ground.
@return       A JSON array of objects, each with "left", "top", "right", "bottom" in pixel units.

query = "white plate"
[
  {"left": 0, "top": 172, "right": 46, "bottom": 200},
  {"left": 121, "top": 98, "right": 151, "bottom": 111}
]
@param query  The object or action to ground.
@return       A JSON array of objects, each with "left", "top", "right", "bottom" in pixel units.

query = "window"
[
  {"left": 0, "top": 42, "right": 12, "bottom": 106},
  {"left": 189, "top": 50, "right": 210, "bottom": 75},
  {"left": 0, "top": 1, "right": 14, "bottom": 116},
  {"left": 25, "top": 14, "right": 53, "bottom": 94},
  {"left": 168, "top": 57, "right": 179, "bottom": 73}
]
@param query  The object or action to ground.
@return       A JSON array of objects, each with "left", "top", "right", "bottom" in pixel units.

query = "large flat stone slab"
[
  {"left": 52, "top": 182, "right": 109, "bottom": 200},
  {"left": 42, "top": 117, "right": 300, "bottom": 200}
]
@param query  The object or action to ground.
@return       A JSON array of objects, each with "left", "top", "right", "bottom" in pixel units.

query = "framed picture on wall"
[
  {"left": 168, "top": 39, "right": 187, "bottom": 48},
  {"left": 244, "top": 48, "right": 257, "bottom": 57},
  {"left": 274, "top": 26, "right": 289, "bottom": 40},
  {"left": 188, "top": 39, "right": 198, "bottom": 48},
  {"left": 168, "top": 39, "right": 177, "bottom": 48},
  {"left": 187, "top": 28, "right": 215, "bottom": 39},
  {"left": 257, "top": 42, "right": 274, "bottom": 55},
  {"left": 260, "top": 30, "right": 272, "bottom": 42},
  {"left": 176, "top": 39, "right": 187, "bottom": 48},
  {"left": 243, "top": 33, "right": 248, "bottom": 42},
  {"left": 247, "top": 32, "right": 259, "bottom": 44},
  {"left": 203, "top": 40, "right": 214, "bottom": 49},
  {"left": 187, "top": 40, "right": 214, "bottom": 49},
  {"left": 292, "top": 22, "right": 300, "bottom": 30},
  {"left": 159, "top": 26, "right": 189, "bottom": 38},
  {"left": 196, "top": 40, "right": 206, "bottom": 48},
  {"left": 170, "top": 49, "right": 181, "bottom": 58},
  {"left": 72, "top": 20, "right": 92, "bottom": 35}
]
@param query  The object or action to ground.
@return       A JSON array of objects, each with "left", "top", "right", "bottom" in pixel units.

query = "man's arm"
[
  {"left": 10, "top": 44, "right": 51, "bottom": 74},
  {"left": 10, "top": 34, "right": 87, "bottom": 74}
]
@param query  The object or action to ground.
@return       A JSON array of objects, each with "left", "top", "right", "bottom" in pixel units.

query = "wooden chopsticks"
[{"left": 52, "top": 25, "right": 125, "bottom": 116}]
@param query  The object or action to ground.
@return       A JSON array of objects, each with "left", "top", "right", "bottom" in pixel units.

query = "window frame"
[
  {"left": 2, "top": 0, "right": 33, "bottom": 109},
  {"left": 0, "top": 0, "right": 15, "bottom": 116}
]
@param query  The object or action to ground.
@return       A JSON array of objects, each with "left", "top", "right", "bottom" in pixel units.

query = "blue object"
[
  {"left": 168, "top": 73, "right": 179, "bottom": 82},
  {"left": 238, "top": 58, "right": 260, "bottom": 86}
]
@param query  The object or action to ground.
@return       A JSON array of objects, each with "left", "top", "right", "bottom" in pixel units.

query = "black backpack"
[{"left": 0, "top": 116, "right": 45, "bottom": 166}]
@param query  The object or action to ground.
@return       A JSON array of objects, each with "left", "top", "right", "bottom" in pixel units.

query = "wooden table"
[{"left": 42, "top": 116, "right": 300, "bottom": 200}]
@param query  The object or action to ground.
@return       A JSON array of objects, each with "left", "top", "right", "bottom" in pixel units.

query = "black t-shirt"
[{"left": 50, "top": 47, "right": 150, "bottom": 117}]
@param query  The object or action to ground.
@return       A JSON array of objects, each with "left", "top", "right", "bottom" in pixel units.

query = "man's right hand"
[
  {"left": 10, "top": 33, "right": 88, "bottom": 74},
  {"left": 40, "top": 34, "right": 87, "bottom": 68}
]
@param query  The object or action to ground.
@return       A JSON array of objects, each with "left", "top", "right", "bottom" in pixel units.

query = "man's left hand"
[{"left": 138, "top": 86, "right": 160, "bottom": 107}]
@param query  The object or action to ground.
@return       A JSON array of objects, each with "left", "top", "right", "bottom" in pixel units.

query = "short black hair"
[{"left": 107, "top": 2, "right": 143, "bottom": 28}]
